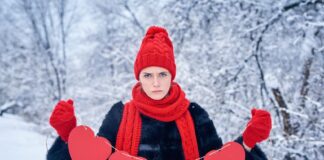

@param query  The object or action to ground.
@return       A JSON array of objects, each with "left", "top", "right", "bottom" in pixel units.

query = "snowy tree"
[{"left": 0, "top": 0, "right": 78, "bottom": 128}]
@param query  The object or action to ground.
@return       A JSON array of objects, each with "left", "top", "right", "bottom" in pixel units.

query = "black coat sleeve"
[
  {"left": 189, "top": 102, "right": 223, "bottom": 157},
  {"left": 97, "top": 101, "right": 124, "bottom": 148},
  {"left": 46, "top": 101, "right": 124, "bottom": 160},
  {"left": 46, "top": 137, "right": 71, "bottom": 160},
  {"left": 235, "top": 136, "right": 268, "bottom": 160},
  {"left": 190, "top": 102, "right": 268, "bottom": 160}
]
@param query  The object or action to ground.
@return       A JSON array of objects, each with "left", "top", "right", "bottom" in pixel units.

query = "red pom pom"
[{"left": 145, "top": 26, "right": 168, "bottom": 37}]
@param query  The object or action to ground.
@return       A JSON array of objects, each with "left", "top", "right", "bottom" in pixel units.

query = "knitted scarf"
[{"left": 115, "top": 82, "right": 199, "bottom": 160}]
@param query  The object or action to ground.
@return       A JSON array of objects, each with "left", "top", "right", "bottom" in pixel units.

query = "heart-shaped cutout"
[
  {"left": 204, "top": 142, "right": 245, "bottom": 160},
  {"left": 68, "top": 125, "right": 112, "bottom": 160}
]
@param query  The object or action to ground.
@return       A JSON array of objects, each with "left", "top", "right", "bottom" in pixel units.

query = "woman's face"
[{"left": 139, "top": 66, "right": 172, "bottom": 100}]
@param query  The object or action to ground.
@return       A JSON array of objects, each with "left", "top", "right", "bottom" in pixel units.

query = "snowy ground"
[{"left": 0, "top": 114, "right": 54, "bottom": 160}]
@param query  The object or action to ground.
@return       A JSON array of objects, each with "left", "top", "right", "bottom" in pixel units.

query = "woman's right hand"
[{"left": 49, "top": 99, "right": 77, "bottom": 142}]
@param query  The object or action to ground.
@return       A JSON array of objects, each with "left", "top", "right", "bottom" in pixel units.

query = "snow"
[
  {"left": 264, "top": 73, "right": 280, "bottom": 89},
  {"left": 0, "top": 114, "right": 53, "bottom": 160},
  {"left": 0, "top": 101, "right": 15, "bottom": 110}
]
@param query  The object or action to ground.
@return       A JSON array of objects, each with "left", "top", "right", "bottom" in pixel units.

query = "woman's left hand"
[{"left": 242, "top": 108, "right": 272, "bottom": 149}]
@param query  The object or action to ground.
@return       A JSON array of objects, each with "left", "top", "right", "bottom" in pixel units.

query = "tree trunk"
[{"left": 272, "top": 88, "right": 294, "bottom": 136}]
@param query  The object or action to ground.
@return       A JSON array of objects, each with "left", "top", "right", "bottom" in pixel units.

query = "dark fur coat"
[{"left": 47, "top": 101, "right": 267, "bottom": 160}]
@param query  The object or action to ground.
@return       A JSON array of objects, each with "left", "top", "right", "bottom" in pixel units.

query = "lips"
[{"left": 152, "top": 90, "right": 162, "bottom": 93}]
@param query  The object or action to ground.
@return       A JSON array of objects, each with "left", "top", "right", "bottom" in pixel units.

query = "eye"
[
  {"left": 160, "top": 72, "right": 167, "bottom": 77},
  {"left": 143, "top": 73, "right": 152, "bottom": 78}
]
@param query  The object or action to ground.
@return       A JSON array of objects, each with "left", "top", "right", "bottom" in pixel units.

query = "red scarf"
[{"left": 116, "top": 82, "right": 200, "bottom": 160}]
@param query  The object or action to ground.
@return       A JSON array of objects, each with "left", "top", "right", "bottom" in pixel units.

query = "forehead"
[{"left": 141, "top": 66, "right": 169, "bottom": 73}]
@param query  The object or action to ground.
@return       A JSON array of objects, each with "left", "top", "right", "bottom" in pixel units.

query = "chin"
[
  {"left": 149, "top": 95, "right": 165, "bottom": 100},
  {"left": 150, "top": 96, "right": 163, "bottom": 100}
]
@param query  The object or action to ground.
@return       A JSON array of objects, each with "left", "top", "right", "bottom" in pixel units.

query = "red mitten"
[
  {"left": 242, "top": 108, "right": 272, "bottom": 148},
  {"left": 49, "top": 99, "right": 77, "bottom": 142}
]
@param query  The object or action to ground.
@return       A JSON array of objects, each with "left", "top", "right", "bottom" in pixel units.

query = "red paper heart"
[
  {"left": 109, "top": 151, "right": 147, "bottom": 160},
  {"left": 204, "top": 142, "right": 245, "bottom": 160},
  {"left": 68, "top": 125, "right": 112, "bottom": 160}
]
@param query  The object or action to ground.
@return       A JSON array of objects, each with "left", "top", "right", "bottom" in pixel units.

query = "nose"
[{"left": 153, "top": 76, "right": 160, "bottom": 87}]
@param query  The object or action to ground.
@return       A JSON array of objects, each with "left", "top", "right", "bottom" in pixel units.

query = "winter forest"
[{"left": 0, "top": 0, "right": 323, "bottom": 159}]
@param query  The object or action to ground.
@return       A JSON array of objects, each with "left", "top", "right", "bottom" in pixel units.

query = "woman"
[{"left": 47, "top": 26, "right": 272, "bottom": 160}]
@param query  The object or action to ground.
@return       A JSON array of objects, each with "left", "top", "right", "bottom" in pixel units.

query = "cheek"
[
  {"left": 162, "top": 79, "right": 172, "bottom": 90},
  {"left": 140, "top": 80, "right": 150, "bottom": 92}
]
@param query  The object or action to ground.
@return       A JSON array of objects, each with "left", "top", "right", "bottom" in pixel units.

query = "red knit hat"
[{"left": 134, "top": 26, "right": 176, "bottom": 81}]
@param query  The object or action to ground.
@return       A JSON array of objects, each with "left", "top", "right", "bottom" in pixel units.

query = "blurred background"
[{"left": 0, "top": 0, "right": 323, "bottom": 159}]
